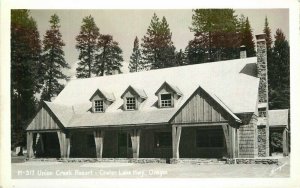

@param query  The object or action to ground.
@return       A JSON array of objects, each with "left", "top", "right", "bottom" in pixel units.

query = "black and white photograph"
[{"left": 1, "top": 0, "right": 300, "bottom": 187}]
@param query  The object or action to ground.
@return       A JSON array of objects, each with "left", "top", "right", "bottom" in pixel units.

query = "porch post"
[
  {"left": 39, "top": 133, "right": 45, "bottom": 154},
  {"left": 94, "top": 130, "right": 105, "bottom": 158},
  {"left": 26, "top": 132, "right": 34, "bottom": 158},
  {"left": 130, "top": 129, "right": 141, "bottom": 158},
  {"left": 66, "top": 133, "right": 71, "bottom": 158},
  {"left": 222, "top": 124, "right": 232, "bottom": 158},
  {"left": 283, "top": 128, "right": 288, "bottom": 156},
  {"left": 57, "top": 131, "right": 71, "bottom": 158},
  {"left": 172, "top": 125, "right": 182, "bottom": 159}
]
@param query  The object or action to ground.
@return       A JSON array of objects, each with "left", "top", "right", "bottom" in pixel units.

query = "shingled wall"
[{"left": 237, "top": 113, "right": 258, "bottom": 158}]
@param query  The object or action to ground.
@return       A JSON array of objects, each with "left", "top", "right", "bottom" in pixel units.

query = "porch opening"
[
  {"left": 70, "top": 132, "right": 96, "bottom": 158},
  {"left": 179, "top": 126, "right": 226, "bottom": 158},
  {"left": 35, "top": 132, "right": 60, "bottom": 158},
  {"left": 117, "top": 132, "right": 132, "bottom": 158}
]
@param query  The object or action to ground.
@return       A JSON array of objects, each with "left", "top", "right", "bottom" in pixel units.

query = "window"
[
  {"left": 196, "top": 128, "right": 224, "bottom": 148},
  {"left": 160, "top": 93, "right": 172, "bottom": 108},
  {"left": 94, "top": 100, "right": 104, "bottom": 112},
  {"left": 126, "top": 97, "right": 136, "bottom": 110},
  {"left": 154, "top": 132, "right": 172, "bottom": 148}
]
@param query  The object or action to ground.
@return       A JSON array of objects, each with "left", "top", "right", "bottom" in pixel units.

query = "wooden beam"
[
  {"left": 172, "top": 125, "right": 182, "bottom": 159},
  {"left": 283, "top": 128, "right": 288, "bottom": 156},
  {"left": 26, "top": 132, "right": 34, "bottom": 158},
  {"left": 66, "top": 133, "right": 71, "bottom": 158},
  {"left": 173, "top": 122, "right": 228, "bottom": 127},
  {"left": 235, "top": 128, "right": 239, "bottom": 157},
  {"left": 57, "top": 131, "right": 71, "bottom": 158},
  {"left": 130, "top": 129, "right": 141, "bottom": 158},
  {"left": 222, "top": 124, "right": 231, "bottom": 158},
  {"left": 94, "top": 130, "right": 105, "bottom": 158}
]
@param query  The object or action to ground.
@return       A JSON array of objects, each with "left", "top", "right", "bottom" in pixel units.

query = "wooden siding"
[
  {"left": 172, "top": 89, "right": 227, "bottom": 124},
  {"left": 27, "top": 106, "right": 61, "bottom": 131}
]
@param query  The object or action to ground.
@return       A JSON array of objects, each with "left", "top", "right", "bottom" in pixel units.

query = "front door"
[{"left": 118, "top": 132, "right": 132, "bottom": 157}]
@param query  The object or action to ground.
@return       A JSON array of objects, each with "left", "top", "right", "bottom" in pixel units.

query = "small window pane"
[
  {"left": 126, "top": 97, "right": 136, "bottom": 110},
  {"left": 160, "top": 94, "right": 172, "bottom": 108},
  {"left": 94, "top": 100, "right": 104, "bottom": 112}
]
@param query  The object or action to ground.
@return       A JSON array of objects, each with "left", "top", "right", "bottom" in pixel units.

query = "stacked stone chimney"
[{"left": 255, "top": 33, "right": 269, "bottom": 157}]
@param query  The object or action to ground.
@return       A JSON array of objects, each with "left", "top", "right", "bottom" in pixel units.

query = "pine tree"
[
  {"left": 175, "top": 49, "right": 185, "bottom": 66},
  {"left": 190, "top": 9, "right": 240, "bottom": 62},
  {"left": 41, "top": 14, "right": 69, "bottom": 101},
  {"left": 268, "top": 29, "right": 290, "bottom": 109},
  {"left": 129, "top": 36, "right": 143, "bottom": 72},
  {"left": 141, "top": 13, "right": 176, "bottom": 69},
  {"left": 185, "top": 37, "right": 206, "bottom": 64},
  {"left": 263, "top": 17, "right": 273, "bottom": 50},
  {"left": 11, "top": 9, "right": 42, "bottom": 147},
  {"left": 94, "top": 34, "right": 123, "bottom": 76},
  {"left": 76, "top": 15, "right": 100, "bottom": 78},
  {"left": 240, "top": 17, "right": 256, "bottom": 57}
]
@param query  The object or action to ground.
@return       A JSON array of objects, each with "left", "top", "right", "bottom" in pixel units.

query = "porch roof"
[{"left": 269, "top": 109, "right": 289, "bottom": 127}]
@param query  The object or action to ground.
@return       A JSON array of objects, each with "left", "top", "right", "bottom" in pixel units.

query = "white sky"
[{"left": 30, "top": 9, "right": 289, "bottom": 77}]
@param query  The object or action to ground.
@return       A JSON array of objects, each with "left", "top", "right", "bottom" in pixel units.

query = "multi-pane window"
[
  {"left": 126, "top": 97, "right": 136, "bottom": 110},
  {"left": 160, "top": 93, "right": 172, "bottom": 107},
  {"left": 154, "top": 132, "right": 172, "bottom": 148},
  {"left": 196, "top": 128, "right": 224, "bottom": 148},
  {"left": 94, "top": 100, "right": 104, "bottom": 112}
]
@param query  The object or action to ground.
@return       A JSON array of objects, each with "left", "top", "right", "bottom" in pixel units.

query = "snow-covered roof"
[
  {"left": 43, "top": 57, "right": 259, "bottom": 128},
  {"left": 269, "top": 109, "right": 289, "bottom": 127}
]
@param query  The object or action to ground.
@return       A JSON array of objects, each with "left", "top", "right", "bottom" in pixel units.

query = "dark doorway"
[
  {"left": 70, "top": 132, "right": 96, "bottom": 158},
  {"left": 118, "top": 132, "right": 132, "bottom": 158},
  {"left": 35, "top": 132, "right": 60, "bottom": 158}
]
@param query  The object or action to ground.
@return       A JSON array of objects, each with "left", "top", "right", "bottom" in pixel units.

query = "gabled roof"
[
  {"left": 54, "top": 57, "right": 259, "bottom": 115},
  {"left": 89, "top": 89, "right": 116, "bottom": 102},
  {"left": 269, "top": 109, "right": 289, "bottom": 127},
  {"left": 44, "top": 101, "right": 74, "bottom": 126},
  {"left": 26, "top": 101, "right": 74, "bottom": 131},
  {"left": 155, "top": 81, "right": 183, "bottom": 96},
  {"left": 120, "top": 85, "right": 147, "bottom": 99}
]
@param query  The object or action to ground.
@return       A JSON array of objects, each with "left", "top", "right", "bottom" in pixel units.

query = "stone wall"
[{"left": 258, "top": 126, "right": 267, "bottom": 157}]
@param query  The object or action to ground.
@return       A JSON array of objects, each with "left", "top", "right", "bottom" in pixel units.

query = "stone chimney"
[
  {"left": 255, "top": 34, "right": 268, "bottom": 109},
  {"left": 240, "top": 45, "right": 247, "bottom": 59},
  {"left": 255, "top": 33, "right": 269, "bottom": 157}
]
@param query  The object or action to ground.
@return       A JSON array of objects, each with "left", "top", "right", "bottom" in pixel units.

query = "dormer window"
[
  {"left": 121, "top": 85, "right": 147, "bottom": 111},
  {"left": 126, "top": 97, "right": 136, "bottom": 110},
  {"left": 160, "top": 93, "right": 172, "bottom": 108},
  {"left": 89, "top": 89, "right": 115, "bottom": 113},
  {"left": 94, "top": 100, "right": 104, "bottom": 112},
  {"left": 155, "top": 81, "right": 182, "bottom": 108}
]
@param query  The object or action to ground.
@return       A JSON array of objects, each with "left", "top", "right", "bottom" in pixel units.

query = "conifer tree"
[
  {"left": 41, "top": 14, "right": 69, "bottom": 101},
  {"left": 263, "top": 17, "right": 273, "bottom": 50},
  {"left": 189, "top": 9, "right": 240, "bottom": 62},
  {"left": 268, "top": 29, "right": 290, "bottom": 109},
  {"left": 129, "top": 36, "right": 143, "bottom": 72},
  {"left": 141, "top": 13, "right": 176, "bottom": 69},
  {"left": 175, "top": 49, "right": 185, "bottom": 66},
  {"left": 184, "top": 37, "right": 206, "bottom": 64},
  {"left": 11, "top": 9, "right": 42, "bottom": 147},
  {"left": 76, "top": 15, "right": 100, "bottom": 78},
  {"left": 240, "top": 17, "right": 256, "bottom": 57},
  {"left": 94, "top": 34, "right": 123, "bottom": 76}
]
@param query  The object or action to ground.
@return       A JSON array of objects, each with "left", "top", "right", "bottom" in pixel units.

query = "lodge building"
[{"left": 26, "top": 34, "right": 289, "bottom": 160}]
